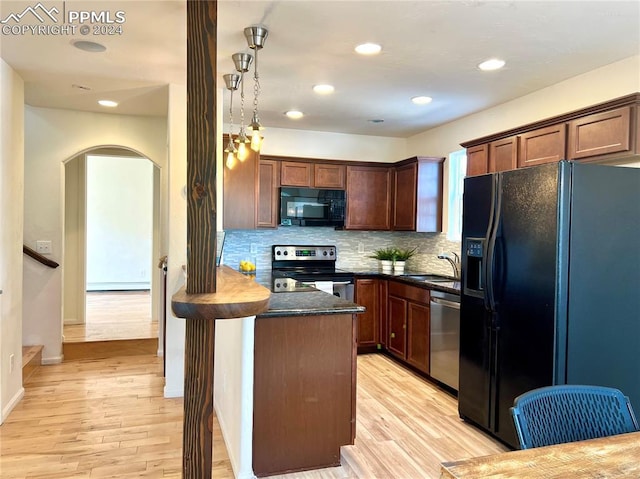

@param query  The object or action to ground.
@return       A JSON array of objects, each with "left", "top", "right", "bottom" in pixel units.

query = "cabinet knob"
[{"left": 390, "top": 332, "right": 395, "bottom": 339}]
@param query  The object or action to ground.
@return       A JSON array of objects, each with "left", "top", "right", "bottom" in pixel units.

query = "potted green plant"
[
  {"left": 392, "top": 247, "right": 417, "bottom": 274},
  {"left": 370, "top": 247, "right": 396, "bottom": 274}
]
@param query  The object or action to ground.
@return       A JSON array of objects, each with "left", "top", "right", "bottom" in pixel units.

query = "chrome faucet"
[{"left": 437, "top": 252, "right": 461, "bottom": 279}]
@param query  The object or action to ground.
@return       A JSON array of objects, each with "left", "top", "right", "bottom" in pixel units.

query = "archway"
[{"left": 62, "top": 146, "right": 161, "bottom": 347}]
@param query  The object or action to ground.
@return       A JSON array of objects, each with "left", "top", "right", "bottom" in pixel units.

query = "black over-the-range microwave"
[{"left": 279, "top": 187, "right": 345, "bottom": 227}]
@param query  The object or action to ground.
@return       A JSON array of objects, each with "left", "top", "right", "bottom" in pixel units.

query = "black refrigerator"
[{"left": 458, "top": 160, "right": 640, "bottom": 449}]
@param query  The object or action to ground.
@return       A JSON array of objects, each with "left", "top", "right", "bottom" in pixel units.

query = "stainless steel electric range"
[{"left": 271, "top": 245, "right": 354, "bottom": 300}]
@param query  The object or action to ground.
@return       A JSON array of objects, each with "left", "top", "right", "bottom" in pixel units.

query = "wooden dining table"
[{"left": 440, "top": 431, "right": 640, "bottom": 479}]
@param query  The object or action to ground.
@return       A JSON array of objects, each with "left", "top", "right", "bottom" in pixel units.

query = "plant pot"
[
  {"left": 380, "top": 260, "right": 393, "bottom": 274},
  {"left": 393, "top": 260, "right": 406, "bottom": 275}
]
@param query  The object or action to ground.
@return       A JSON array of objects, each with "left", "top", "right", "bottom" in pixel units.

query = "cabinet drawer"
[{"left": 388, "top": 282, "right": 430, "bottom": 305}]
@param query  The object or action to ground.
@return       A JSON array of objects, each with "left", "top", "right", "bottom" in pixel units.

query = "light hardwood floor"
[
  {"left": 63, "top": 291, "right": 158, "bottom": 342},
  {"left": 0, "top": 354, "right": 507, "bottom": 479}
]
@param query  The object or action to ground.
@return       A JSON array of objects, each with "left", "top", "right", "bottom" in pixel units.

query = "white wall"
[
  {"left": 23, "top": 107, "right": 167, "bottom": 363},
  {"left": 164, "top": 83, "right": 188, "bottom": 398},
  {"left": 86, "top": 155, "right": 154, "bottom": 291},
  {"left": 0, "top": 59, "right": 25, "bottom": 423},
  {"left": 407, "top": 55, "right": 640, "bottom": 158}
]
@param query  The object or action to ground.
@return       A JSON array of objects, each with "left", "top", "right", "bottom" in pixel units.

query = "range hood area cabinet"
[
  {"left": 463, "top": 93, "right": 640, "bottom": 176},
  {"left": 391, "top": 157, "right": 444, "bottom": 232},
  {"left": 280, "top": 160, "right": 346, "bottom": 189}
]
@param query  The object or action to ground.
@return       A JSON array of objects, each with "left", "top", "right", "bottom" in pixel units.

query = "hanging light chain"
[{"left": 252, "top": 47, "right": 260, "bottom": 118}]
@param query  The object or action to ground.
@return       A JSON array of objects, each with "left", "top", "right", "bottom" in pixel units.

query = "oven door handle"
[{"left": 301, "top": 280, "right": 352, "bottom": 285}]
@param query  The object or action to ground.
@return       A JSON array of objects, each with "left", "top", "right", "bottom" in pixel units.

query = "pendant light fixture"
[
  {"left": 244, "top": 25, "right": 269, "bottom": 152},
  {"left": 232, "top": 52, "right": 253, "bottom": 162},
  {"left": 223, "top": 73, "right": 241, "bottom": 169}
]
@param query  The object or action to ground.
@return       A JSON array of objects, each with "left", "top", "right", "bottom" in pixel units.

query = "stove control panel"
[{"left": 273, "top": 245, "right": 336, "bottom": 261}]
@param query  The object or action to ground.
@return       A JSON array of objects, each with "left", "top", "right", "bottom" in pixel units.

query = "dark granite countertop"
[
  {"left": 231, "top": 266, "right": 459, "bottom": 318},
  {"left": 234, "top": 270, "right": 365, "bottom": 318},
  {"left": 349, "top": 268, "right": 461, "bottom": 295}
]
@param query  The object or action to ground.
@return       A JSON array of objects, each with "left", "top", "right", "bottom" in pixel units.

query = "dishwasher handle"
[{"left": 430, "top": 297, "right": 460, "bottom": 310}]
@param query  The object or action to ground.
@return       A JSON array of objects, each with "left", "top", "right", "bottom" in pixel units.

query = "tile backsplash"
[{"left": 221, "top": 227, "right": 461, "bottom": 276}]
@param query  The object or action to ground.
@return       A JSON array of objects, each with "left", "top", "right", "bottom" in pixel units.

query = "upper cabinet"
[
  {"left": 223, "top": 135, "right": 259, "bottom": 230},
  {"left": 256, "top": 159, "right": 280, "bottom": 228},
  {"left": 518, "top": 124, "right": 566, "bottom": 168},
  {"left": 489, "top": 136, "right": 518, "bottom": 172},
  {"left": 345, "top": 165, "right": 391, "bottom": 230},
  {"left": 567, "top": 106, "right": 633, "bottom": 161},
  {"left": 391, "top": 157, "right": 444, "bottom": 232},
  {"left": 463, "top": 93, "right": 640, "bottom": 176},
  {"left": 280, "top": 160, "right": 346, "bottom": 188},
  {"left": 466, "top": 144, "right": 489, "bottom": 176}
]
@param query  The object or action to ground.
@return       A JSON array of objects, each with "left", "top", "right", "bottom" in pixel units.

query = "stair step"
[
  {"left": 22, "top": 345, "right": 44, "bottom": 384},
  {"left": 63, "top": 338, "right": 158, "bottom": 361}
]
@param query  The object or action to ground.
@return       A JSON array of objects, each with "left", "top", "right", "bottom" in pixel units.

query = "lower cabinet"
[
  {"left": 386, "top": 281, "right": 430, "bottom": 374},
  {"left": 354, "top": 278, "right": 379, "bottom": 350},
  {"left": 253, "top": 313, "right": 356, "bottom": 476}
]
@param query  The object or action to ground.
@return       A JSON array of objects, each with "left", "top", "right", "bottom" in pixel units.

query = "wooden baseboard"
[{"left": 63, "top": 338, "right": 158, "bottom": 361}]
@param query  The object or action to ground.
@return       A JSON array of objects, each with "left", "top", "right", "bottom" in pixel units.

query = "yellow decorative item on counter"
[{"left": 239, "top": 260, "right": 256, "bottom": 272}]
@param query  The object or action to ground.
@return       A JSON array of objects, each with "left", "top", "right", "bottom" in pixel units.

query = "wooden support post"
[
  {"left": 183, "top": 319, "right": 215, "bottom": 479},
  {"left": 184, "top": 1, "right": 217, "bottom": 478}
]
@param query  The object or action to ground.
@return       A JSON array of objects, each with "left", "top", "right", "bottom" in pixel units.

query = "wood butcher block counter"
[{"left": 440, "top": 431, "right": 640, "bottom": 479}]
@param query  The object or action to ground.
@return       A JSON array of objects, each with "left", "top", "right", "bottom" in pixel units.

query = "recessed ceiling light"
[
  {"left": 285, "top": 110, "right": 304, "bottom": 119},
  {"left": 478, "top": 58, "right": 506, "bottom": 71},
  {"left": 355, "top": 43, "right": 382, "bottom": 55},
  {"left": 72, "top": 40, "right": 106, "bottom": 53},
  {"left": 313, "top": 84, "right": 335, "bottom": 95},
  {"left": 368, "top": 119, "right": 384, "bottom": 123},
  {"left": 98, "top": 100, "right": 118, "bottom": 108},
  {"left": 411, "top": 96, "right": 432, "bottom": 105}
]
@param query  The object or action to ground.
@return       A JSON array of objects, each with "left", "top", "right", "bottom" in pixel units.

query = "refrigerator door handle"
[
  {"left": 485, "top": 174, "right": 501, "bottom": 312},
  {"left": 482, "top": 175, "right": 498, "bottom": 312}
]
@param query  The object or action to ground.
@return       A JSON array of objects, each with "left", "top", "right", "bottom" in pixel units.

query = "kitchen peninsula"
[{"left": 208, "top": 268, "right": 365, "bottom": 478}]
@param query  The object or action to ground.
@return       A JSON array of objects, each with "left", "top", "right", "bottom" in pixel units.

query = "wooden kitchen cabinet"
[
  {"left": 489, "top": 136, "right": 518, "bottom": 172},
  {"left": 387, "top": 281, "right": 430, "bottom": 374},
  {"left": 567, "top": 106, "right": 633, "bottom": 161},
  {"left": 392, "top": 157, "right": 444, "bottom": 232},
  {"left": 314, "top": 163, "right": 346, "bottom": 188},
  {"left": 253, "top": 313, "right": 356, "bottom": 476},
  {"left": 345, "top": 165, "right": 391, "bottom": 230},
  {"left": 466, "top": 144, "right": 489, "bottom": 176},
  {"left": 281, "top": 161, "right": 312, "bottom": 186},
  {"left": 281, "top": 160, "right": 346, "bottom": 188},
  {"left": 256, "top": 159, "right": 280, "bottom": 228},
  {"left": 462, "top": 94, "right": 640, "bottom": 171},
  {"left": 223, "top": 134, "right": 259, "bottom": 230},
  {"left": 518, "top": 123, "right": 566, "bottom": 168},
  {"left": 354, "top": 277, "right": 388, "bottom": 352}
]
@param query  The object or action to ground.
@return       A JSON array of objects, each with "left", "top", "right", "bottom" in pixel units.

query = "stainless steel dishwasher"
[{"left": 430, "top": 290, "right": 460, "bottom": 391}]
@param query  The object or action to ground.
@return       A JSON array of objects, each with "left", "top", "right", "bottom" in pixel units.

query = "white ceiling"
[{"left": 1, "top": 1, "right": 639, "bottom": 138}]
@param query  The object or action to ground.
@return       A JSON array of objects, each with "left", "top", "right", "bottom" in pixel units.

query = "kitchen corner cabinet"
[
  {"left": 387, "top": 281, "right": 430, "bottom": 374},
  {"left": 392, "top": 157, "right": 444, "bottom": 232},
  {"left": 281, "top": 160, "right": 346, "bottom": 188},
  {"left": 345, "top": 165, "right": 391, "bottom": 230}
]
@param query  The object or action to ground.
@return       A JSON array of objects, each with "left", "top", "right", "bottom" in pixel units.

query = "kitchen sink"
[{"left": 402, "top": 274, "right": 456, "bottom": 283}]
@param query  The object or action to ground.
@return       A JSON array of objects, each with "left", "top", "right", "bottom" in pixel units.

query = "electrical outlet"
[
  {"left": 9, "top": 354, "right": 14, "bottom": 373},
  {"left": 358, "top": 242, "right": 365, "bottom": 253},
  {"left": 36, "top": 240, "right": 52, "bottom": 255}
]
